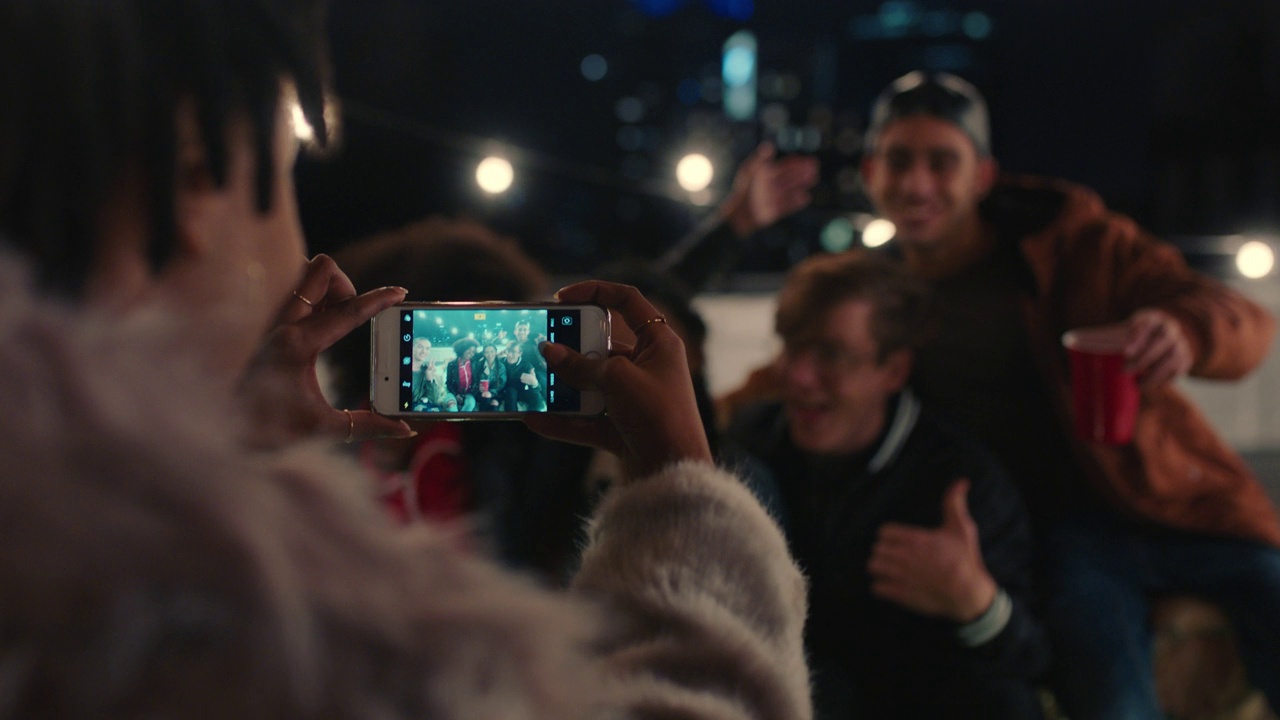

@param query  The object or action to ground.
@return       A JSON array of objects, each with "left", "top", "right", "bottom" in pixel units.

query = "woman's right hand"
[
  {"left": 525, "top": 281, "right": 712, "bottom": 481},
  {"left": 240, "top": 254, "right": 412, "bottom": 446}
]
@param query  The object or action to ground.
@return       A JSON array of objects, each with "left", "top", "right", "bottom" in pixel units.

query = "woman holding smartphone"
[{"left": 0, "top": 2, "right": 811, "bottom": 719}]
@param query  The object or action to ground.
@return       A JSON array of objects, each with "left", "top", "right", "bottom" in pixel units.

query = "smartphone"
[{"left": 370, "top": 302, "right": 610, "bottom": 418}]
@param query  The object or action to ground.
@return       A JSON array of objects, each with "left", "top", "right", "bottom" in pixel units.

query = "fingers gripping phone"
[{"left": 371, "top": 302, "right": 609, "bottom": 418}]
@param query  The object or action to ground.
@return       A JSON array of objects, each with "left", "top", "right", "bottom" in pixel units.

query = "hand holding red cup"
[{"left": 1062, "top": 325, "right": 1140, "bottom": 444}]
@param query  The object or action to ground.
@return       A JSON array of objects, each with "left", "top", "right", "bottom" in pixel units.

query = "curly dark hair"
[{"left": 452, "top": 337, "right": 480, "bottom": 357}]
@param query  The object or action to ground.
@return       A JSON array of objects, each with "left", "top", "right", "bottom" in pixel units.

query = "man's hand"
[
  {"left": 866, "top": 479, "right": 998, "bottom": 623},
  {"left": 721, "top": 142, "right": 819, "bottom": 238},
  {"left": 1124, "top": 308, "right": 1193, "bottom": 390}
]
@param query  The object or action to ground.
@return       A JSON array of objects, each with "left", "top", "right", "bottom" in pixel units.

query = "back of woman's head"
[{"left": 0, "top": 0, "right": 330, "bottom": 297}]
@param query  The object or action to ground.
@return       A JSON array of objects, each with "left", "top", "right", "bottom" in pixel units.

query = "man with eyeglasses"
[
  {"left": 721, "top": 70, "right": 1280, "bottom": 718},
  {"left": 860, "top": 71, "right": 1280, "bottom": 718},
  {"left": 728, "top": 250, "right": 1049, "bottom": 718}
]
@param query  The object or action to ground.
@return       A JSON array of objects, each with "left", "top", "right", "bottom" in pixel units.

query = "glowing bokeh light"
[
  {"left": 962, "top": 11, "right": 993, "bottom": 39},
  {"left": 475, "top": 156, "right": 514, "bottom": 195},
  {"left": 721, "top": 30, "right": 757, "bottom": 121},
  {"left": 615, "top": 96, "right": 645, "bottom": 123},
  {"left": 861, "top": 218, "right": 897, "bottom": 247},
  {"left": 1236, "top": 240, "right": 1274, "bottom": 279},
  {"left": 676, "top": 153, "right": 714, "bottom": 192},
  {"left": 820, "top": 217, "right": 856, "bottom": 253},
  {"left": 580, "top": 54, "right": 608, "bottom": 81},
  {"left": 722, "top": 46, "right": 755, "bottom": 87},
  {"left": 290, "top": 102, "right": 314, "bottom": 143}
]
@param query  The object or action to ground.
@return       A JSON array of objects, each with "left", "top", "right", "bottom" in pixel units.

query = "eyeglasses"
[{"left": 781, "top": 340, "right": 876, "bottom": 379}]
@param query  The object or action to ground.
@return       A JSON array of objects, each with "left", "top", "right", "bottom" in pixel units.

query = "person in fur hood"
[{"left": 0, "top": 1, "right": 811, "bottom": 717}]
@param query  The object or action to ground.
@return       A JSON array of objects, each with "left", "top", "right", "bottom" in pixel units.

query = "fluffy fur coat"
[{"left": 0, "top": 255, "right": 810, "bottom": 720}]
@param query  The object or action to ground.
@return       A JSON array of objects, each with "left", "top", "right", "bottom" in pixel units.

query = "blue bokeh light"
[
  {"left": 722, "top": 46, "right": 755, "bottom": 88},
  {"left": 706, "top": 0, "right": 754, "bottom": 22},
  {"left": 580, "top": 54, "right": 608, "bottom": 81},
  {"left": 630, "top": 0, "right": 686, "bottom": 17},
  {"left": 962, "top": 11, "right": 993, "bottom": 39},
  {"left": 630, "top": 0, "right": 752, "bottom": 21}
]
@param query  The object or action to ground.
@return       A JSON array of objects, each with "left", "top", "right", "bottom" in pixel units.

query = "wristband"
[{"left": 957, "top": 587, "right": 1012, "bottom": 647}]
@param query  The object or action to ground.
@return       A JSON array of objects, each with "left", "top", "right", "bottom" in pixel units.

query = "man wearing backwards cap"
[
  {"left": 713, "top": 69, "right": 1280, "bottom": 717},
  {"left": 858, "top": 71, "right": 1280, "bottom": 718}
]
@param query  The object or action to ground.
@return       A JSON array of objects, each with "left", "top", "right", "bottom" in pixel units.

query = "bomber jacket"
[
  {"left": 729, "top": 390, "right": 1050, "bottom": 714},
  {"left": 715, "top": 176, "right": 1280, "bottom": 547}
]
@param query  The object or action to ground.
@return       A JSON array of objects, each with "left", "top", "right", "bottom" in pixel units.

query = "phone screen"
[{"left": 395, "top": 307, "right": 583, "bottom": 414}]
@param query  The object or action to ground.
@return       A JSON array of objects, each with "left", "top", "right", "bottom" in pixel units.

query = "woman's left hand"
[{"left": 239, "top": 254, "right": 414, "bottom": 447}]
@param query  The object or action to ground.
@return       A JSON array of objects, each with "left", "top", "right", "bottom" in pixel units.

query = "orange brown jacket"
[{"left": 720, "top": 175, "right": 1280, "bottom": 547}]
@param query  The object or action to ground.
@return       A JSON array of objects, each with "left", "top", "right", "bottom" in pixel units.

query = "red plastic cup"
[
  {"left": 479, "top": 379, "right": 489, "bottom": 394},
  {"left": 1062, "top": 325, "right": 1140, "bottom": 444}
]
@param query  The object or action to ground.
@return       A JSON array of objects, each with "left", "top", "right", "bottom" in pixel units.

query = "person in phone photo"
[
  {"left": 513, "top": 318, "right": 549, "bottom": 382},
  {"left": 502, "top": 342, "right": 546, "bottom": 412},
  {"left": 410, "top": 337, "right": 449, "bottom": 412},
  {"left": 476, "top": 343, "right": 508, "bottom": 411},
  {"left": 446, "top": 337, "right": 481, "bottom": 412}
]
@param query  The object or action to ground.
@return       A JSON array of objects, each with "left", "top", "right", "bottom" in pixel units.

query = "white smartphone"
[{"left": 370, "top": 302, "right": 610, "bottom": 418}]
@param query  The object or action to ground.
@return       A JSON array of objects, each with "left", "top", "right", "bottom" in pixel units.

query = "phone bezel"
[{"left": 371, "top": 301, "right": 610, "bottom": 419}]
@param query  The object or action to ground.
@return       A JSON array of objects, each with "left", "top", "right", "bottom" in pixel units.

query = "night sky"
[{"left": 296, "top": 0, "right": 1280, "bottom": 277}]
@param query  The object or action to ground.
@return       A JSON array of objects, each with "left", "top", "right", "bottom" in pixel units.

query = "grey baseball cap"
[{"left": 865, "top": 71, "right": 991, "bottom": 156}]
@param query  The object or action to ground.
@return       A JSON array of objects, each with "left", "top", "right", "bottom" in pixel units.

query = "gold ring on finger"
[{"left": 636, "top": 315, "right": 667, "bottom": 334}]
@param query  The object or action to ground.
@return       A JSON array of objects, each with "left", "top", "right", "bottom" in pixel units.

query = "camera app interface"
[{"left": 398, "top": 308, "right": 582, "bottom": 413}]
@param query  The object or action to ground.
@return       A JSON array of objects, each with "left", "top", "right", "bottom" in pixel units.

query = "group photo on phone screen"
[{"left": 398, "top": 307, "right": 583, "bottom": 413}]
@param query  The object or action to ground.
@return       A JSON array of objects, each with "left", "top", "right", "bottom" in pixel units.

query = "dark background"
[{"left": 297, "top": 0, "right": 1280, "bottom": 277}]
